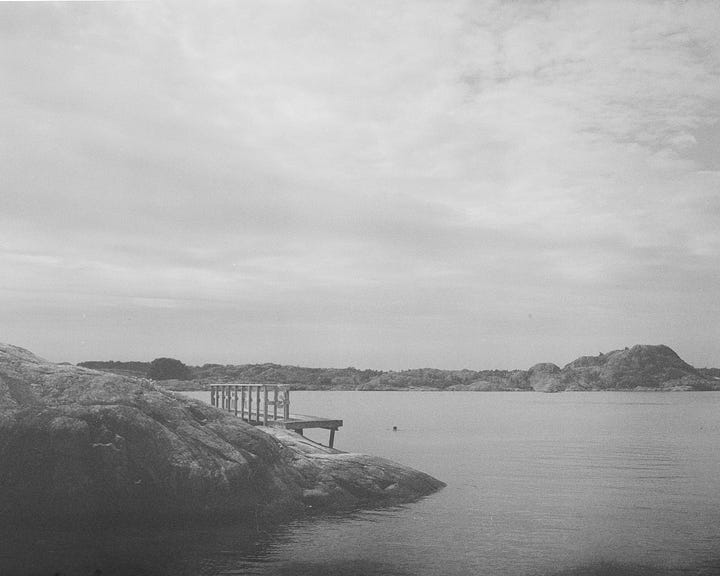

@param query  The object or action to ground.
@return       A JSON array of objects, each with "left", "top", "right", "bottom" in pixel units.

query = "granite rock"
[{"left": 0, "top": 343, "right": 444, "bottom": 524}]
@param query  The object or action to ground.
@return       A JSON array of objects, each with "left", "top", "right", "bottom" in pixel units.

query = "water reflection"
[
  {"left": 539, "top": 561, "right": 720, "bottom": 576},
  {"left": 256, "top": 561, "right": 720, "bottom": 576},
  {"left": 0, "top": 507, "right": 412, "bottom": 576},
  {"left": 0, "top": 519, "right": 281, "bottom": 576},
  {"left": 250, "top": 559, "right": 414, "bottom": 576}
]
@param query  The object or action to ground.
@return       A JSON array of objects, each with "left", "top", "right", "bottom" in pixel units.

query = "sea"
[{"left": 3, "top": 391, "right": 720, "bottom": 576}]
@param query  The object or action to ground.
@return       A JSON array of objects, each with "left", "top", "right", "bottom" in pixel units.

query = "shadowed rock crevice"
[{"left": 0, "top": 343, "right": 444, "bottom": 525}]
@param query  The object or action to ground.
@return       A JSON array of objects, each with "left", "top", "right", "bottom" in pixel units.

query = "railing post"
[
  {"left": 233, "top": 386, "right": 238, "bottom": 416},
  {"left": 255, "top": 386, "right": 261, "bottom": 422},
  {"left": 210, "top": 386, "right": 216, "bottom": 408},
  {"left": 273, "top": 387, "right": 278, "bottom": 421},
  {"left": 283, "top": 389, "right": 290, "bottom": 420},
  {"left": 241, "top": 386, "right": 246, "bottom": 420},
  {"left": 247, "top": 386, "right": 253, "bottom": 422},
  {"left": 263, "top": 386, "right": 269, "bottom": 425}
]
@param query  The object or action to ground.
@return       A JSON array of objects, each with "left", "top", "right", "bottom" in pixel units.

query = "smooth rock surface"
[{"left": 0, "top": 343, "right": 444, "bottom": 524}]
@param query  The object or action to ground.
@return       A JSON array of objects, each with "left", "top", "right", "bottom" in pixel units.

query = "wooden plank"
[
  {"left": 281, "top": 417, "right": 343, "bottom": 427},
  {"left": 270, "top": 416, "right": 343, "bottom": 430}
]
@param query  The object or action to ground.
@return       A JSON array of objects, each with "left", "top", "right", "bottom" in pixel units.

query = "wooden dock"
[{"left": 209, "top": 383, "right": 342, "bottom": 448}]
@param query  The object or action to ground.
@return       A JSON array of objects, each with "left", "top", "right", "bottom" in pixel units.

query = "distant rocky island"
[{"left": 80, "top": 344, "right": 720, "bottom": 392}]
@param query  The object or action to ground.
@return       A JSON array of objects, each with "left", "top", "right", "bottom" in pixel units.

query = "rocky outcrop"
[
  {"left": 528, "top": 345, "right": 713, "bottom": 392},
  {"left": 0, "top": 343, "right": 443, "bottom": 524},
  {"left": 263, "top": 428, "right": 444, "bottom": 508},
  {"left": 525, "top": 363, "right": 564, "bottom": 393}
]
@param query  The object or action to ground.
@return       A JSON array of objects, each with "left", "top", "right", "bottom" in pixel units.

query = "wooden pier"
[{"left": 209, "top": 384, "right": 342, "bottom": 448}]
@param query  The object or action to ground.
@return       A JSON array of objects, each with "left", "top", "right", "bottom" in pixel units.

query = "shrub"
[{"left": 147, "top": 357, "right": 192, "bottom": 381}]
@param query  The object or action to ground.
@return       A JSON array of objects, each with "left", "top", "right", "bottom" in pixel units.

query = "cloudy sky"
[{"left": 1, "top": 1, "right": 719, "bottom": 370}]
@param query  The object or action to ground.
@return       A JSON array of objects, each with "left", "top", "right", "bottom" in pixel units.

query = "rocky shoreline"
[{"left": 0, "top": 343, "right": 444, "bottom": 525}]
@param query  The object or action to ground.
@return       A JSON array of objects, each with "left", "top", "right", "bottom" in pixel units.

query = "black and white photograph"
[{"left": 1, "top": 1, "right": 719, "bottom": 575}]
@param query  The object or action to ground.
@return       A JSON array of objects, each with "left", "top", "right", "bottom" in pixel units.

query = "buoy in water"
[{"left": 392, "top": 426, "right": 397, "bottom": 432}]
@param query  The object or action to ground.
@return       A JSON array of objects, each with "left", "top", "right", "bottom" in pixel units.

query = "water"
[{"left": 4, "top": 391, "right": 720, "bottom": 576}]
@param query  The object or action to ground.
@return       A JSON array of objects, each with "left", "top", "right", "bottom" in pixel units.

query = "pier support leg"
[{"left": 329, "top": 428, "right": 336, "bottom": 449}]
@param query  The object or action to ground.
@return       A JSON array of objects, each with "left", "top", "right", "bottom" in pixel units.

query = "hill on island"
[
  {"left": 526, "top": 344, "right": 713, "bottom": 392},
  {"left": 79, "top": 344, "right": 719, "bottom": 392}
]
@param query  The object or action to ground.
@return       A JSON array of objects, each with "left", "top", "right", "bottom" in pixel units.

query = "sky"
[{"left": 1, "top": 0, "right": 719, "bottom": 370}]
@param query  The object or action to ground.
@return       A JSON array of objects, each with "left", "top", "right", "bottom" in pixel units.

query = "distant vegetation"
[
  {"left": 698, "top": 367, "right": 720, "bottom": 380},
  {"left": 194, "top": 363, "right": 383, "bottom": 389},
  {"left": 77, "top": 344, "right": 720, "bottom": 392},
  {"left": 147, "top": 357, "right": 192, "bottom": 381},
  {"left": 354, "top": 368, "right": 531, "bottom": 391},
  {"left": 78, "top": 358, "right": 191, "bottom": 381}
]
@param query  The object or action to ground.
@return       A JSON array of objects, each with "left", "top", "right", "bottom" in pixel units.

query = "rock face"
[
  {"left": 263, "top": 428, "right": 445, "bottom": 508},
  {"left": 525, "top": 363, "right": 564, "bottom": 393},
  {"left": 0, "top": 343, "right": 444, "bottom": 524},
  {"left": 530, "top": 345, "right": 713, "bottom": 392}
]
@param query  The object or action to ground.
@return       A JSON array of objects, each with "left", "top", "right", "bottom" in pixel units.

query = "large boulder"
[
  {"left": 526, "top": 363, "right": 564, "bottom": 392},
  {"left": 0, "top": 343, "right": 444, "bottom": 524}
]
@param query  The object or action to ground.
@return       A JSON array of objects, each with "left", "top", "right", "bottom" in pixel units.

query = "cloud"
[{"left": 1, "top": 0, "right": 719, "bottom": 368}]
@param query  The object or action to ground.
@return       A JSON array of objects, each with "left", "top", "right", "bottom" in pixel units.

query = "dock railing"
[
  {"left": 210, "top": 383, "right": 290, "bottom": 426},
  {"left": 209, "top": 383, "right": 342, "bottom": 448}
]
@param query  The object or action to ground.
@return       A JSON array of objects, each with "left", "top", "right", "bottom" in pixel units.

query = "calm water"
[{"left": 4, "top": 391, "right": 720, "bottom": 576}]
